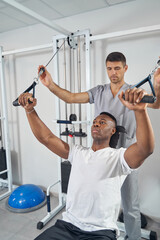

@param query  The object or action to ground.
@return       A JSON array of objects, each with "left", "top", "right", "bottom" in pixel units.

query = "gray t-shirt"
[{"left": 88, "top": 83, "right": 136, "bottom": 148}]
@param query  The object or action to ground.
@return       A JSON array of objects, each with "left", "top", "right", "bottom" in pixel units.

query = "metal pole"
[
  {"left": 0, "top": 46, "right": 12, "bottom": 199},
  {"left": 63, "top": 41, "right": 69, "bottom": 141},
  {"left": 2, "top": 0, "right": 70, "bottom": 35},
  {"left": 77, "top": 36, "right": 82, "bottom": 145},
  {"left": 90, "top": 24, "right": 160, "bottom": 42},
  {"left": 53, "top": 36, "right": 63, "bottom": 207},
  {"left": 70, "top": 46, "right": 76, "bottom": 144},
  {"left": 2, "top": 43, "right": 53, "bottom": 56},
  {"left": 84, "top": 30, "right": 92, "bottom": 147}
]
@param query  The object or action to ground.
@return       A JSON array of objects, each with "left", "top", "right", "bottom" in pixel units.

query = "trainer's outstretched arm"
[{"left": 38, "top": 65, "right": 89, "bottom": 104}]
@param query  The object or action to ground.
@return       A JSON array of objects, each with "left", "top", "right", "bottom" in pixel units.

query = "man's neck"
[
  {"left": 92, "top": 141, "right": 110, "bottom": 152},
  {"left": 110, "top": 81, "right": 125, "bottom": 98}
]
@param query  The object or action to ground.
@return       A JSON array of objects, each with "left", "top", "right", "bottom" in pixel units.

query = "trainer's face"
[
  {"left": 106, "top": 61, "right": 128, "bottom": 84},
  {"left": 91, "top": 114, "right": 116, "bottom": 141}
]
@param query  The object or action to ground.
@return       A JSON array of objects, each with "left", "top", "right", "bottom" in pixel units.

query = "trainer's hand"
[
  {"left": 119, "top": 88, "right": 147, "bottom": 111},
  {"left": 38, "top": 65, "right": 53, "bottom": 88},
  {"left": 18, "top": 93, "right": 37, "bottom": 112}
]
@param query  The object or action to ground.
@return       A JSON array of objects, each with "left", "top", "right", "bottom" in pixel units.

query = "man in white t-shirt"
[{"left": 18, "top": 88, "right": 154, "bottom": 240}]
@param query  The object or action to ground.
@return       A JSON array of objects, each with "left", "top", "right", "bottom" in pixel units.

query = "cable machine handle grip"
[
  {"left": 123, "top": 95, "right": 156, "bottom": 103},
  {"left": 13, "top": 98, "right": 20, "bottom": 106},
  {"left": 140, "top": 95, "right": 156, "bottom": 103},
  {"left": 12, "top": 81, "right": 37, "bottom": 107},
  {"left": 12, "top": 68, "right": 45, "bottom": 107},
  {"left": 12, "top": 98, "right": 33, "bottom": 106}
]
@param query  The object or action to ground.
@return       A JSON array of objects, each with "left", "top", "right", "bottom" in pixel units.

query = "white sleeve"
[
  {"left": 67, "top": 143, "right": 74, "bottom": 164},
  {"left": 119, "top": 148, "right": 133, "bottom": 175}
]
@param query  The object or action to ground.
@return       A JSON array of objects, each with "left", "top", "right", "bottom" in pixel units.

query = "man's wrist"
[{"left": 26, "top": 109, "right": 35, "bottom": 114}]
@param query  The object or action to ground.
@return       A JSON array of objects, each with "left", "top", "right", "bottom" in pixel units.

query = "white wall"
[{"left": 0, "top": 0, "right": 160, "bottom": 220}]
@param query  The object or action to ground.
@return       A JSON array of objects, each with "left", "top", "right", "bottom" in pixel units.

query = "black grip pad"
[{"left": 122, "top": 95, "right": 156, "bottom": 103}]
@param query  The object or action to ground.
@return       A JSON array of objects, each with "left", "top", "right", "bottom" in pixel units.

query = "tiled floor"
[
  {"left": 0, "top": 187, "right": 62, "bottom": 240},
  {"left": 0, "top": 187, "right": 160, "bottom": 240}
]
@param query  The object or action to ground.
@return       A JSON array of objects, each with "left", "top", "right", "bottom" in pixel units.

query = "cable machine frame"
[
  {"left": 37, "top": 29, "right": 92, "bottom": 229},
  {"left": 0, "top": 47, "right": 12, "bottom": 200}
]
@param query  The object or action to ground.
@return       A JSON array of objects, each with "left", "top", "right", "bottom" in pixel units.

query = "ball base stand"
[{"left": 6, "top": 197, "right": 46, "bottom": 213}]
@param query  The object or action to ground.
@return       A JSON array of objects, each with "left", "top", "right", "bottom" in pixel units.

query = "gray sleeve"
[{"left": 87, "top": 85, "right": 103, "bottom": 104}]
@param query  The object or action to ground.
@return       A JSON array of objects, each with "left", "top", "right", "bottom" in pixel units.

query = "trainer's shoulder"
[{"left": 96, "top": 83, "right": 110, "bottom": 92}]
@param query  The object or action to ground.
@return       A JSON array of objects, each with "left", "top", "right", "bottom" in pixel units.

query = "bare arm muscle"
[
  {"left": 26, "top": 110, "right": 69, "bottom": 159},
  {"left": 124, "top": 109, "right": 154, "bottom": 169}
]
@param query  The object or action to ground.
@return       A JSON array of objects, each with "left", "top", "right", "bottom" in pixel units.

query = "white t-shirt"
[{"left": 62, "top": 145, "right": 132, "bottom": 236}]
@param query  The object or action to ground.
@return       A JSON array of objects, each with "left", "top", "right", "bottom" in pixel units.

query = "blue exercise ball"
[{"left": 6, "top": 184, "right": 46, "bottom": 213}]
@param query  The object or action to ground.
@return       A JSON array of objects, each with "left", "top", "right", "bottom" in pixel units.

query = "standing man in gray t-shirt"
[{"left": 38, "top": 52, "right": 160, "bottom": 240}]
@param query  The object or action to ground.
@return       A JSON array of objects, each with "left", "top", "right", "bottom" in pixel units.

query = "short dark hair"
[
  {"left": 100, "top": 112, "right": 126, "bottom": 148},
  {"left": 106, "top": 52, "right": 126, "bottom": 66},
  {"left": 100, "top": 112, "right": 117, "bottom": 127}
]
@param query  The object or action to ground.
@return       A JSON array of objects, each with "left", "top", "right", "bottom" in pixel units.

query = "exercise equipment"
[
  {"left": 0, "top": 46, "right": 12, "bottom": 201},
  {"left": 123, "top": 59, "right": 160, "bottom": 103},
  {"left": 119, "top": 211, "right": 147, "bottom": 229},
  {"left": 57, "top": 114, "right": 87, "bottom": 137},
  {"left": 57, "top": 118, "right": 87, "bottom": 138},
  {"left": 77, "top": 36, "right": 84, "bottom": 144},
  {"left": 117, "top": 222, "right": 157, "bottom": 240},
  {"left": 0, "top": 114, "right": 7, "bottom": 179},
  {"left": 61, "top": 161, "right": 71, "bottom": 194},
  {"left": 54, "top": 32, "right": 88, "bottom": 141},
  {"left": 37, "top": 30, "right": 91, "bottom": 230},
  {"left": 62, "top": 40, "right": 70, "bottom": 139},
  {"left": 12, "top": 41, "right": 65, "bottom": 107},
  {"left": 6, "top": 184, "right": 46, "bottom": 213}
]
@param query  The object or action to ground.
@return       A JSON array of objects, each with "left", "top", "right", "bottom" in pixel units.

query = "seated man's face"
[{"left": 91, "top": 114, "right": 116, "bottom": 142}]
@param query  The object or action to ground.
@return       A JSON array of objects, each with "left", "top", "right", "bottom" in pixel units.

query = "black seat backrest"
[{"left": 61, "top": 161, "right": 71, "bottom": 194}]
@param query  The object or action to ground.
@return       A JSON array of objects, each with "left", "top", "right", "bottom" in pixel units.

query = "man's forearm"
[
  {"left": 25, "top": 108, "right": 69, "bottom": 158},
  {"left": 26, "top": 109, "right": 53, "bottom": 144},
  {"left": 47, "top": 81, "right": 89, "bottom": 104}
]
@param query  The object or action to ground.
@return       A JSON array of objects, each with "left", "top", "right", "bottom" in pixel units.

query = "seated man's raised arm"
[
  {"left": 18, "top": 93, "right": 69, "bottom": 159},
  {"left": 119, "top": 89, "right": 155, "bottom": 169}
]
